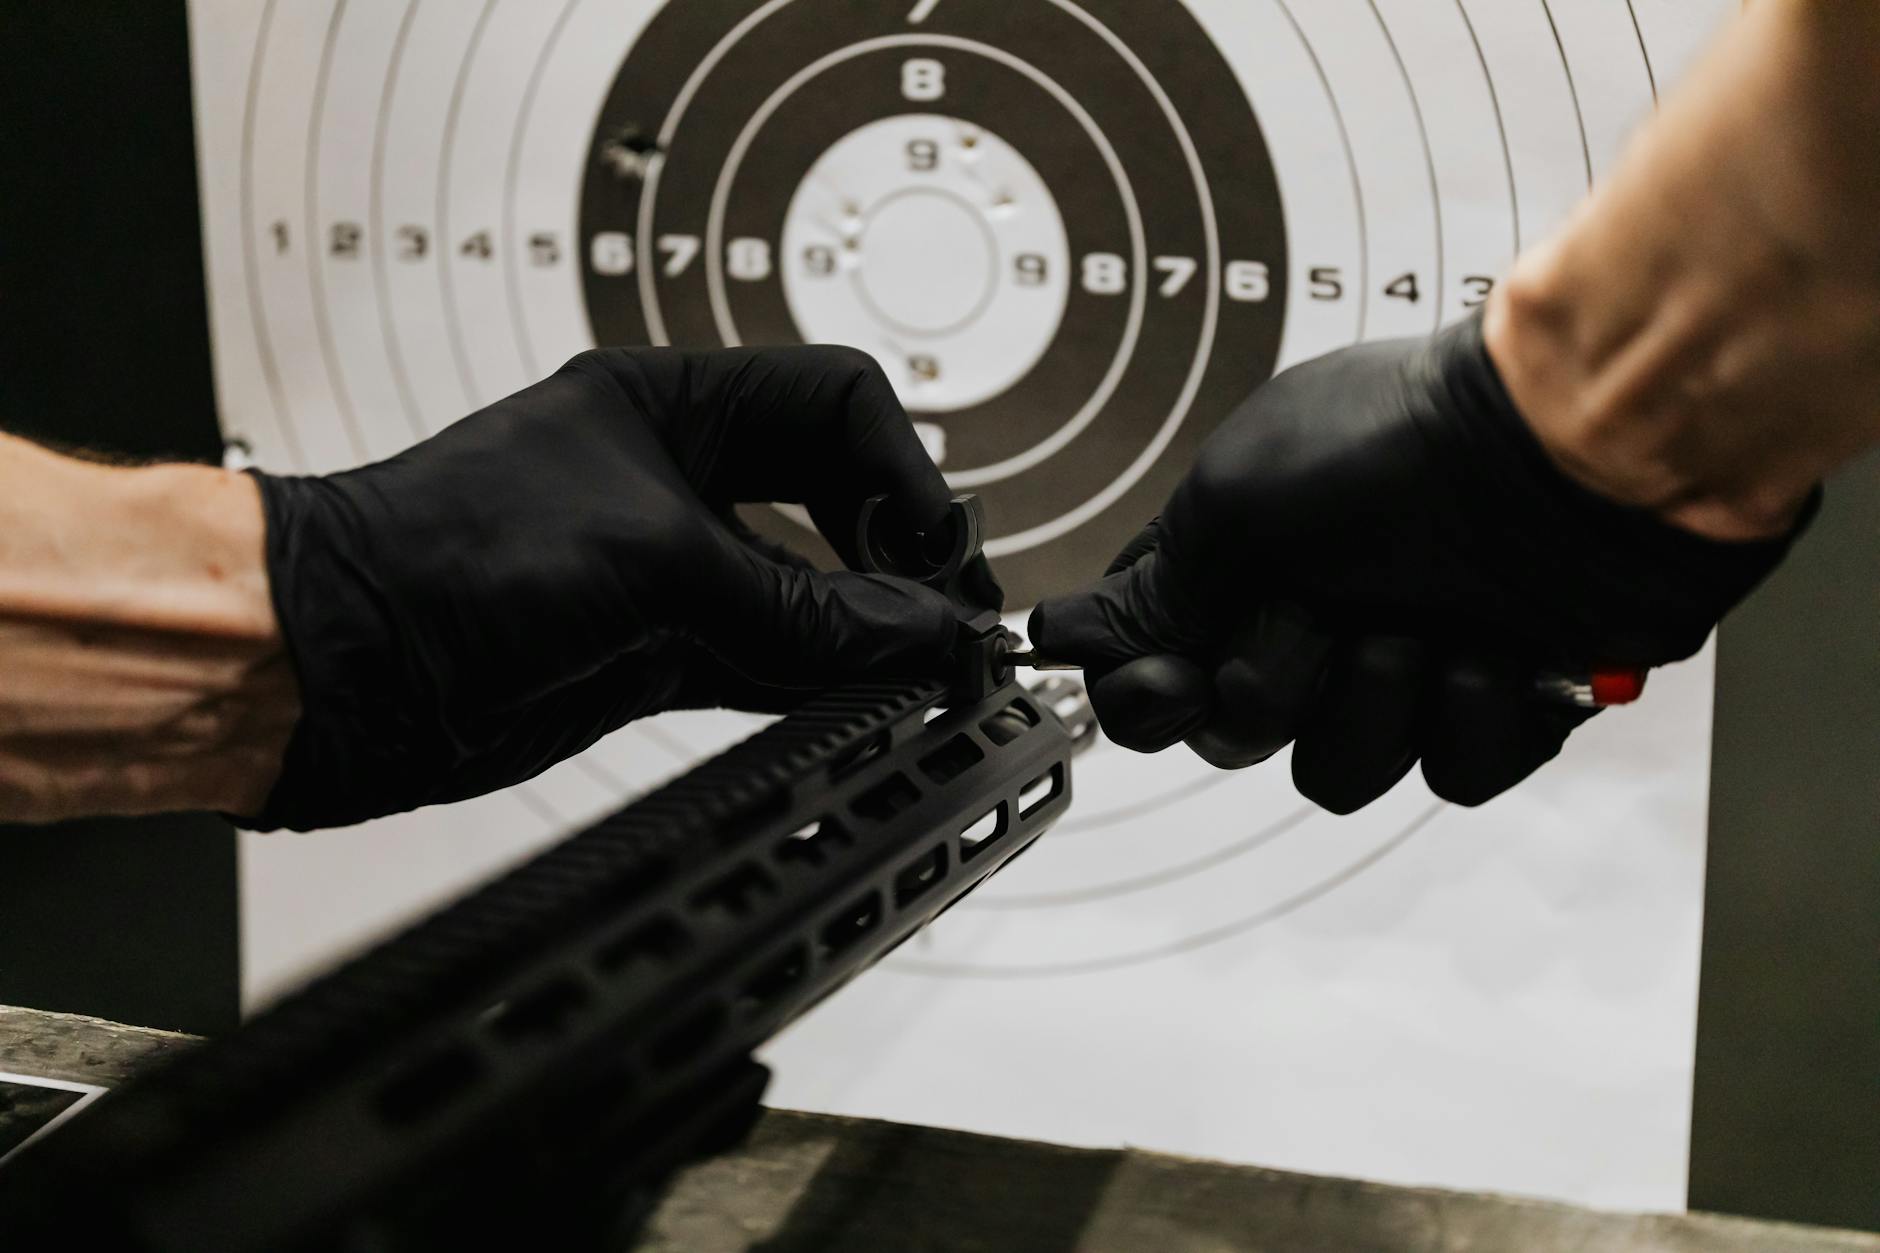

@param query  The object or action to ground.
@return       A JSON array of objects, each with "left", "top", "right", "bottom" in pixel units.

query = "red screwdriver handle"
[{"left": 1534, "top": 666, "right": 1649, "bottom": 708}]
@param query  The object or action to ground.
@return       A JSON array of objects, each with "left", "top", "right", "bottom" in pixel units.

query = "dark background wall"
[
  {"left": 0, "top": 1, "right": 240, "bottom": 1035},
  {"left": 1692, "top": 451, "right": 1880, "bottom": 1233}
]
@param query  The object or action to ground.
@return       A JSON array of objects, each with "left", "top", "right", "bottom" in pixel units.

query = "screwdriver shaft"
[{"left": 1005, "top": 649, "right": 1081, "bottom": 671}]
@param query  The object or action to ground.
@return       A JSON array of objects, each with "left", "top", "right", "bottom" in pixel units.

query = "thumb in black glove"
[
  {"left": 247, "top": 345, "right": 994, "bottom": 831},
  {"left": 1029, "top": 313, "right": 1812, "bottom": 813}
]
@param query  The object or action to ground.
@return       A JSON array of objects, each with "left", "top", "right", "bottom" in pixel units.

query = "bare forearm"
[
  {"left": 1486, "top": 0, "right": 1880, "bottom": 539},
  {"left": 0, "top": 433, "right": 297, "bottom": 821}
]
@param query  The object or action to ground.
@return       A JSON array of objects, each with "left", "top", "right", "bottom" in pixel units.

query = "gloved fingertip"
[
  {"left": 1418, "top": 756, "right": 1508, "bottom": 808},
  {"left": 1024, "top": 599, "right": 1059, "bottom": 651},
  {"left": 1289, "top": 634, "right": 1423, "bottom": 815},
  {"left": 1418, "top": 658, "right": 1593, "bottom": 806},
  {"left": 1182, "top": 725, "right": 1282, "bottom": 771},
  {"left": 1289, "top": 763, "right": 1375, "bottom": 816},
  {"left": 1087, "top": 655, "right": 1212, "bottom": 753},
  {"left": 1292, "top": 739, "right": 1416, "bottom": 813},
  {"left": 1026, "top": 584, "right": 1126, "bottom": 667},
  {"left": 1031, "top": 548, "right": 1208, "bottom": 667}
]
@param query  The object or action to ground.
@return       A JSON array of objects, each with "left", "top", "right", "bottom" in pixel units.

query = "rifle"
[{"left": 0, "top": 495, "right": 1093, "bottom": 1250}]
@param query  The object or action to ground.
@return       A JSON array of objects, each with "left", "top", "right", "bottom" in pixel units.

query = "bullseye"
[{"left": 854, "top": 188, "right": 994, "bottom": 337}]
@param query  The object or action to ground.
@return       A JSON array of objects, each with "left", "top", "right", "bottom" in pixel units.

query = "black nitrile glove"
[
  {"left": 1029, "top": 313, "right": 1813, "bottom": 813},
  {"left": 246, "top": 345, "right": 997, "bottom": 832}
]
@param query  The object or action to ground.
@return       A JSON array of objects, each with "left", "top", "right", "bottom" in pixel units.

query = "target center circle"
[
  {"left": 854, "top": 187, "right": 997, "bottom": 337},
  {"left": 781, "top": 112, "right": 1069, "bottom": 416}
]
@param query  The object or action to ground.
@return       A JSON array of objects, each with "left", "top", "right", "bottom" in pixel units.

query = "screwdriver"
[
  {"left": 1005, "top": 650, "right": 1647, "bottom": 710},
  {"left": 854, "top": 490, "right": 1650, "bottom": 714}
]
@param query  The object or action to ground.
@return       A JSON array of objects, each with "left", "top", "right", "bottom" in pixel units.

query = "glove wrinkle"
[{"left": 1104, "top": 516, "right": 1164, "bottom": 577}]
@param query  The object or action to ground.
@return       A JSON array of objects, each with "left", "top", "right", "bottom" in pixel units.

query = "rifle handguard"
[{"left": 1, "top": 675, "right": 1079, "bottom": 1248}]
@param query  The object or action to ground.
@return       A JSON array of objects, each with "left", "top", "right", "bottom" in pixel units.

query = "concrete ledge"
[
  {"left": 641, "top": 1109, "right": 1880, "bottom": 1252},
  {"left": 0, "top": 1004, "right": 196, "bottom": 1087},
  {"left": 2, "top": 1005, "right": 1873, "bottom": 1251}
]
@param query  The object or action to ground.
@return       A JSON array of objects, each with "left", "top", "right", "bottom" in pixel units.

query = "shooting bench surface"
[{"left": 4, "top": 1004, "right": 1873, "bottom": 1253}]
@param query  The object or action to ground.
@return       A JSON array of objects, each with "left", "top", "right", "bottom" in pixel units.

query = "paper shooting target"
[
  {"left": 200, "top": 0, "right": 1716, "bottom": 995},
  {"left": 216, "top": 0, "right": 1689, "bottom": 609},
  {"left": 575, "top": 0, "right": 1285, "bottom": 598}
]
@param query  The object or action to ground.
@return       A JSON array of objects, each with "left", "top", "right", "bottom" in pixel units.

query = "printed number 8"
[
  {"left": 1081, "top": 252, "right": 1127, "bottom": 295},
  {"left": 728, "top": 237, "right": 772, "bottom": 282},
  {"left": 902, "top": 58, "right": 945, "bottom": 101}
]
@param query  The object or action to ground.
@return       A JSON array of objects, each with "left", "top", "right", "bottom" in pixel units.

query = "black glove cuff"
[
  {"left": 234, "top": 470, "right": 447, "bottom": 833},
  {"left": 1421, "top": 312, "right": 1818, "bottom": 661}
]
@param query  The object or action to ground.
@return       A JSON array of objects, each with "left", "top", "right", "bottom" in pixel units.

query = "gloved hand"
[
  {"left": 1028, "top": 313, "right": 1813, "bottom": 813},
  {"left": 245, "top": 345, "right": 994, "bottom": 832}
]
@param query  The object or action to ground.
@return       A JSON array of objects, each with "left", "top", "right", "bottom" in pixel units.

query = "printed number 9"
[{"left": 803, "top": 244, "right": 836, "bottom": 277}]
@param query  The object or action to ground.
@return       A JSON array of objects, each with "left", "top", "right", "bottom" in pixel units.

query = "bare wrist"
[
  {"left": 133, "top": 461, "right": 298, "bottom": 813},
  {"left": 1484, "top": 267, "right": 1818, "bottom": 542},
  {"left": 0, "top": 443, "right": 299, "bottom": 822},
  {"left": 1481, "top": 0, "right": 1880, "bottom": 542},
  {"left": 77, "top": 459, "right": 280, "bottom": 639}
]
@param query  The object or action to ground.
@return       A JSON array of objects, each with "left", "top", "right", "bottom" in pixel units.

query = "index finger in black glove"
[
  {"left": 1025, "top": 520, "right": 1211, "bottom": 753},
  {"left": 1027, "top": 522, "right": 1331, "bottom": 768},
  {"left": 579, "top": 344, "right": 1002, "bottom": 611}
]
